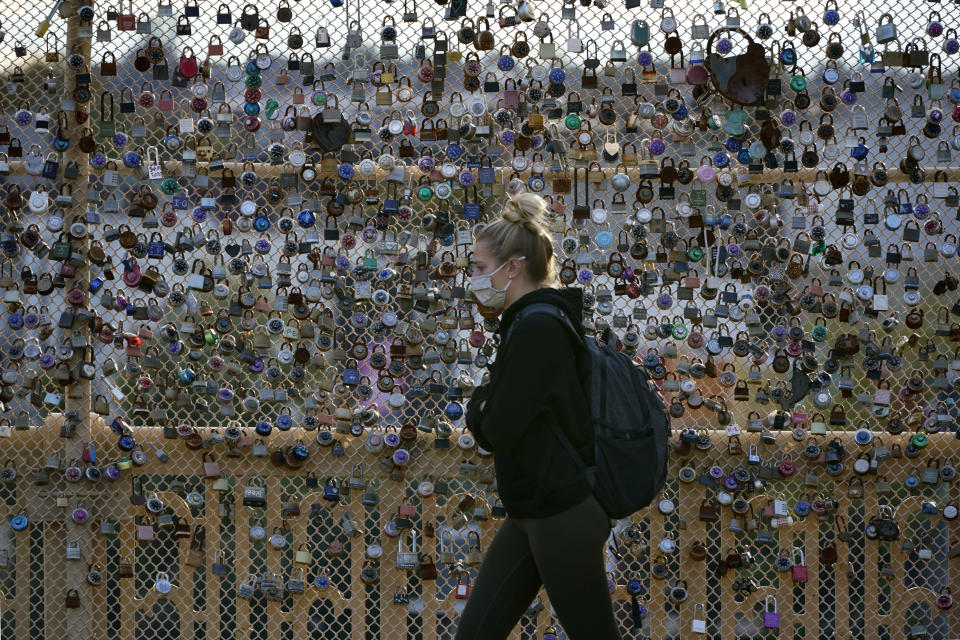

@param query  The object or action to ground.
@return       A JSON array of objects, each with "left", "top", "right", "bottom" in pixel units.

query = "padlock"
[
  {"left": 242, "top": 476, "right": 266, "bottom": 506},
  {"left": 65, "top": 539, "right": 82, "bottom": 560},
  {"left": 454, "top": 571, "right": 471, "bottom": 599},
  {"left": 396, "top": 530, "right": 418, "bottom": 569},
  {"left": 763, "top": 596, "right": 780, "bottom": 628},
  {"left": 791, "top": 548, "right": 807, "bottom": 582},
  {"left": 65, "top": 589, "right": 81, "bottom": 608}
]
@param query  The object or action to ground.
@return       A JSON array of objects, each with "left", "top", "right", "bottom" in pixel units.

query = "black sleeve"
[
  {"left": 465, "top": 383, "right": 494, "bottom": 450},
  {"left": 475, "top": 316, "right": 578, "bottom": 453}
]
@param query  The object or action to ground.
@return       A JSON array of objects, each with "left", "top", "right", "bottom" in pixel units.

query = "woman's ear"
[{"left": 507, "top": 255, "right": 526, "bottom": 279}]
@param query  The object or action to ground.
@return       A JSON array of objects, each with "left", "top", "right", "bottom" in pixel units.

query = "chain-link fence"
[{"left": 0, "top": 0, "right": 959, "bottom": 636}]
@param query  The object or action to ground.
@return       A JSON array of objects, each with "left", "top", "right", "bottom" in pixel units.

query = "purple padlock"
[
  {"left": 384, "top": 432, "right": 401, "bottom": 448},
  {"left": 38, "top": 352, "right": 56, "bottom": 369},
  {"left": 392, "top": 448, "right": 410, "bottom": 466},
  {"left": 104, "top": 463, "right": 120, "bottom": 482},
  {"left": 72, "top": 504, "right": 90, "bottom": 524}
]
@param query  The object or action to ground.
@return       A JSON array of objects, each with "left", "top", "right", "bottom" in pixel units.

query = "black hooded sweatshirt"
[{"left": 465, "top": 287, "right": 595, "bottom": 518}]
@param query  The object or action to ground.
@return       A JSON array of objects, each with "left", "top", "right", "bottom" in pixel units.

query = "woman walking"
[{"left": 455, "top": 193, "right": 622, "bottom": 640}]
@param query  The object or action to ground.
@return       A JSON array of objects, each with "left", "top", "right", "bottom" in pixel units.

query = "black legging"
[{"left": 453, "top": 494, "right": 622, "bottom": 640}]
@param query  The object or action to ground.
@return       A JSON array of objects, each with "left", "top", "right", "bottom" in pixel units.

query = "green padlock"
[
  {"left": 264, "top": 99, "right": 280, "bottom": 119},
  {"left": 417, "top": 186, "right": 433, "bottom": 201},
  {"left": 52, "top": 235, "right": 72, "bottom": 260},
  {"left": 671, "top": 323, "right": 688, "bottom": 340},
  {"left": 789, "top": 73, "right": 807, "bottom": 92},
  {"left": 911, "top": 433, "right": 928, "bottom": 448},
  {"left": 160, "top": 177, "right": 179, "bottom": 194},
  {"left": 564, "top": 112, "right": 582, "bottom": 130},
  {"left": 811, "top": 324, "right": 828, "bottom": 342},
  {"left": 204, "top": 327, "right": 219, "bottom": 346},
  {"left": 687, "top": 246, "right": 704, "bottom": 261}
]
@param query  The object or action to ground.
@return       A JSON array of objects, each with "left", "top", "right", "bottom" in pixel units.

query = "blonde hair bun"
[{"left": 501, "top": 193, "right": 549, "bottom": 233}]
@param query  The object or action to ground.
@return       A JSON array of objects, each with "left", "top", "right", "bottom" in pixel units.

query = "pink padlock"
[
  {"left": 697, "top": 160, "right": 715, "bottom": 182},
  {"left": 123, "top": 262, "right": 142, "bottom": 286}
]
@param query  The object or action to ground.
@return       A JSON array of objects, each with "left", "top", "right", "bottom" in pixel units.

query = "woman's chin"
[{"left": 475, "top": 302, "right": 502, "bottom": 319}]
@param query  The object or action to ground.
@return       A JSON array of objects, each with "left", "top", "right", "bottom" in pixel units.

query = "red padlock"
[
  {"left": 778, "top": 455, "right": 796, "bottom": 477},
  {"left": 178, "top": 47, "right": 199, "bottom": 78},
  {"left": 98, "top": 324, "right": 115, "bottom": 344},
  {"left": 454, "top": 572, "right": 471, "bottom": 599},
  {"left": 243, "top": 115, "right": 262, "bottom": 132},
  {"left": 468, "top": 328, "right": 486, "bottom": 348},
  {"left": 190, "top": 96, "right": 208, "bottom": 113},
  {"left": 791, "top": 548, "right": 808, "bottom": 582},
  {"left": 417, "top": 60, "right": 434, "bottom": 82}
]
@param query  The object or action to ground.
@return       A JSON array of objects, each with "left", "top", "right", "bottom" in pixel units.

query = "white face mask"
[{"left": 470, "top": 257, "right": 523, "bottom": 309}]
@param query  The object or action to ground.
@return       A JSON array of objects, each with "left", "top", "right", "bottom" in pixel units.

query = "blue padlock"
[
  {"left": 444, "top": 401, "right": 464, "bottom": 420},
  {"left": 122, "top": 150, "right": 141, "bottom": 168},
  {"left": 255, "top": 420, "right": 272, "bottom": 437},
  {"left": 253, "top": 214, "right": 271, "bottom": 232},
  {"left": 11, "top": 514, "right": 28, "bottom": 531},
  {"left": 7, "top": 310, "right": 23, "bottom": 329},
  {"left": 276, "top": 414, "right": 293, "bottom": 431},
  {"left": 342, "top": 364, "right": 359, "bottom": 386},
  {"left": 297, "top": 209, "right": 316, "bottom": 228},
  {"left": 323, "top": 477, "right": 340, "bottom": 502},
  {"left": 291, "top": 442, "right": 309, "bottom": 461}
]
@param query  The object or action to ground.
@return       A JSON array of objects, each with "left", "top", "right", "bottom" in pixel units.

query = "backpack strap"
[
  {"left": 502, "top": 303, "right": 597, "bottom": 485},
  {"left": 504, "top": 303, "right": 580, "bottom": 345}
]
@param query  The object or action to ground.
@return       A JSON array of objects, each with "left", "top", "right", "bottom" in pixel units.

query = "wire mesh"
[{"left": 0, "top": 0, "right": 959, "bottom": 637}]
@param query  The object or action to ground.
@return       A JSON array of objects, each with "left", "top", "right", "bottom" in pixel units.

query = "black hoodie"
[{"left": 465, "top": 287, "right": 595, "bottom": 518}]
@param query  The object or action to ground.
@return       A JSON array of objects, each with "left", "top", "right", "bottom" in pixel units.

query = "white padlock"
[{"left": 155, "top": 571, "right": 172, "bottom": 594}]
